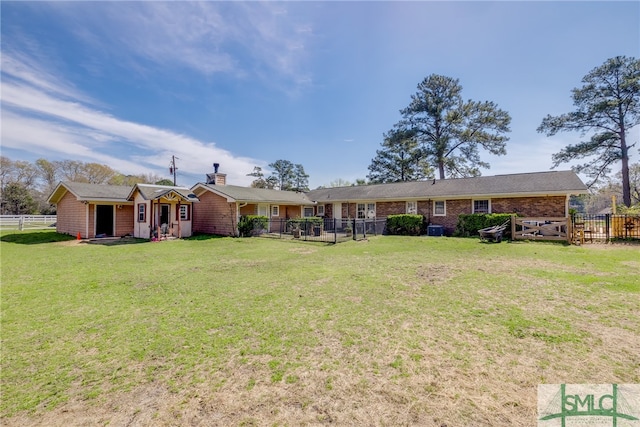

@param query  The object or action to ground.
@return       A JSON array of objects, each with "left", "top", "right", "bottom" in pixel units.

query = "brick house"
[
  {"left": 306, "top": 171, "right": 588, "bottom": 235},
  {"left": 50, "top": 169, "right": 587, "bottom": 239},
  {"left": 190, "top": 169, "right": 315, "bottom": 236},
  {"left": 48, "top": 182, "right": 199, "bottom": 239}
]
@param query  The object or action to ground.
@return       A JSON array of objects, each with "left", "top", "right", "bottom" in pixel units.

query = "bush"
[
  {"left": 455, "top": 214, "right": 513, "bottom": 238},
  {"left": 238, "top": 215, "right": 268, "bottom": 237},
  {"left": 386, "top": 214, "right": 424, "bottom": 236},
  {"left": 287, "top": 217, "right": 323, "bottom": 229}
]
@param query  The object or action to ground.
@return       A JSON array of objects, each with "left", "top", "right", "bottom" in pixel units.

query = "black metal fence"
[
  {"left": 572, "top": 214, "right": 640, "bottom": 241},
  {"left": 248, "top": 218, "right": 387, "bottom": 243}
]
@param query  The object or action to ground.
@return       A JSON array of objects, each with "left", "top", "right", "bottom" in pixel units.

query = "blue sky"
[{"left": 1, "top": 1, "right": 639, "bottom": 189}]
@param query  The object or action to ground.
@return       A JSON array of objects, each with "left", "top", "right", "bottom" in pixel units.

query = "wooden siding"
[
  {"left": 115, "top": 205, "right": 134, "bottom": 237},
  {"left": 192, "top": 191, "right": 238, "bottom": 236},
  {"left": 56, "top": 191, "right": 87, "bottom": 238}
]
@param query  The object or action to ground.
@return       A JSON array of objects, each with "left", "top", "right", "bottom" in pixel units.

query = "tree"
[
  {"left": 367, "top": 128, "right": 433, "bottom": 183},
  {"left": 247, "top": 166, "right": 274, "bottom": 189},
  {"left": 537, "top": 56, "right": 640, "bottom": 207},
  {"left": 35, "top": 158, "right": 60, "bottom": 195},
  {"left": 268, "top": 160, "right": 295, "bottom": 190},
  {"left": 395, "top": 74, "right": 511, "bottom": 179},
  {"left": 291, "top": 164, "right": 309, "bottom": 192},
  {"left": 155, "top": 179, "right": 175, "bottom": 186},
  {"left": 2, "top": 182, "right": 37, "bottom": 214}
]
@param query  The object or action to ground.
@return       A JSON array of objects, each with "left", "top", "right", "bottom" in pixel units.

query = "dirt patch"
[{"left": 288, "top": 247, "right": 317, "bottom": 255}]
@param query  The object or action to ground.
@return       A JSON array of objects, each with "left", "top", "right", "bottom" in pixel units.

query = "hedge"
[
  {"left": 238, "top": 215, "right": 268, "bottom": 237},
  {"left": 386, "top": 214, "right": 424, "bottom": 236}
]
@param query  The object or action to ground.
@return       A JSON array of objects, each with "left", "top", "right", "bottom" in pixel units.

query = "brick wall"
[
  {"left": 491, "top": 196, "right": 566, "bottom": 217},
  {"left": 192, "top": 191, "right": 238, "bottom": 236},
  {"left": 377, "top": 201, "right": 407, "bottom": 217}
]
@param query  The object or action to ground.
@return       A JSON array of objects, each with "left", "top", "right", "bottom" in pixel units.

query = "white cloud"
[
  {"left": 1, "top": 53, "right": 261, "bottom": 186},
  {"left": 44, "top": 2, "right": 312, "bottom": 90}
]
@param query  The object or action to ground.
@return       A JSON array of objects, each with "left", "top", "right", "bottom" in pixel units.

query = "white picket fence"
[{"left": 0, "top": 215, "right": 57, "bottom": 230}]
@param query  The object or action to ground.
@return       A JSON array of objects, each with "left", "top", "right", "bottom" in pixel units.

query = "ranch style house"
[{"left": 48, "top": 167, "right": 588, "bottom": 239}]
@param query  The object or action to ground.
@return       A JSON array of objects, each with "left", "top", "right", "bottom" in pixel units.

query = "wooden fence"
[
  {"left": 0, "top": 215, "right": 57, "bottom": 231},
  {"left": 511, "top": 216, "right": 569, "bottom": 242}
]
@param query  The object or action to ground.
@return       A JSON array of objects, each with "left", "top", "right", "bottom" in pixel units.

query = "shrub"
[
  {"left": 287, "top": 217, "right": 323, "bottom": 229},
  {"left": 455, "top": 214, "right": 513, "bottom": 238},
  {"left": 386, "top": 214, "right": 424, "bottom": 236},
  {"left": 238, "top": 215, "right": 268, "bottom": 237}
]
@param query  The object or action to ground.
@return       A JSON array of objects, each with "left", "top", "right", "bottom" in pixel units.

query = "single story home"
[
  {"left": 306, "top": 170, "right": 589, "bottom": 235},
  {"left": 48, "top": 182, "right": 198, "bottom": 239},
  {"left": 191, "top": 169, "right": 316, "bottom": 236},
  {"left": 49, "top": 167, "right": 588, "bottom": 239}
]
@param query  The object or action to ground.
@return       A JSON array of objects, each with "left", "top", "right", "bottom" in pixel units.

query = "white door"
[{"left": 333, "top": 203, "right": 342, "bottom": 229}]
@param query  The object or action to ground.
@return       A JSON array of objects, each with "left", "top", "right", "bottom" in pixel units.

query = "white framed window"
[
  {"left": 473, "top": 199, "right": 490, "bottom": 214},
  {"left": 406, "top": 201, "right": 417, "bottom": 214},
  {"left": 303, "top": 207, "right": 314, "bottom": 217},
  {"left": 178, "top": 205, "right": 190, "bottom": 220},
  {"left": 271, "top": 206, "right": 280, "bottom": 217},
  {"left": 137, "top": 203, "right": 146, "bottom": 222},
  {"left": 433, "top": 200, "right": 446, "bottom": 216},
  {"left": 257, "top": 204, "right": 268, "bottom": 217},
  {"left": 358, "top": 203, "right": 376, "bottom": 219},
  {"left": 317, "top": 205, "right": 325, "bottom": 216}
]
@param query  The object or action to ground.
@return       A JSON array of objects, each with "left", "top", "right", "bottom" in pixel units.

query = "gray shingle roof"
[
  {"left": 194, "top": 183, "right": 316, "bottom": 205},
  {"left": 49, "top": 181, "right": 132, "bottom": 202},
  {"left": 306, "top": 171, "right": 588, "bottom": 202},
  {"left": 132, "top": 184, "right": 199, "bottom": 202}
]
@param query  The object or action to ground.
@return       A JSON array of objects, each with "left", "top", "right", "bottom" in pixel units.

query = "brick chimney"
[{"left": 206, "top": 163, "right": 226, "bottom": 185}]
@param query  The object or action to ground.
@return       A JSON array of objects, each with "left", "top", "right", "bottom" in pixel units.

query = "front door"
[
  {"left": 334, "top": 203, "right": 342, "bottom": 230},
  {"left": 160, "top": 204, "right": 170, "bottom": 227},
  {"left": 95, "top": 205, "right": 114, "bottom": 236}
]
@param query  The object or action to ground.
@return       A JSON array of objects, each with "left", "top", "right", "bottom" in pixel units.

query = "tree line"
[
  {"left": 0, "top": 157, "right": 171, "bottom": 215},
  {"left": 367, "top": 56, "right": 639, "bottom": 208}
]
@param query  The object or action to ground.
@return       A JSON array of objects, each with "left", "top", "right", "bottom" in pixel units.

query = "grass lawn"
[{"left": 1, "top": 231, "right": 639, "bottom": 426}]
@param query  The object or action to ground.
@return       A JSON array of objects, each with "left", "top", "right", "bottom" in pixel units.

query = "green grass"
[{"left": 1, "top": 231, "right": 639, "bottom": 426}]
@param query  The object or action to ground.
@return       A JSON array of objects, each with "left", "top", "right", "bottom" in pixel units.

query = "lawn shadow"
[
  {"left": 0, "top": 231, "right": 76, "bottom": 245},
  {"left": 184, "top": 233, "right": 228, "bottom": 241}
]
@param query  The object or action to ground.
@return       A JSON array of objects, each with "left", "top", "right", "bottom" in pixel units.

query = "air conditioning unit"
[{"left": 427, "top": 225, "right": 444, "bottom": 236}]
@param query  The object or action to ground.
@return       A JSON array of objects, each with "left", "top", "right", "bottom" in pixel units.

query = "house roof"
[
  {"left": 306, "top": 171, "right": 588, "bottom": 202},
  {"left": 48, "top": 181, "right": 133, "bottom": 204},
  {"left": 129, "top": 184, "right": 199, "bottom": 202},
  {"left": 192, "top": 183, "right": 316, "bottom": 205}
]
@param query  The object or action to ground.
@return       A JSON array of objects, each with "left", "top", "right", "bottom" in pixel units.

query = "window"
[
  {"left": 358, "top": 203, "right": 375, "bottom": 219},
  {"left": 317, "top": 205, "right": 325, "bottom": 216},
  {"left": 178, "top": 205, "right": 190, "bottom": 221},
  {"left": 473, "top": 199, "right": 490, "bottom": 214},
  {"left": 433, "top": 200, "right": 446, "bottom": 216},
  {"left": 406, "top": 201, "right": 417, "bottom": 214},
  {"left": 303, "top": 207, "right": 314, "bottom": 217},
  {"left": 271, "top": 206, "right": 280, "bottom": 217},
  {"left": 137, "top": 204, "right": 146, "bottom": 222}
]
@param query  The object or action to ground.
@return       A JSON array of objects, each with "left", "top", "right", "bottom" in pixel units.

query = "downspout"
[
  {"left": 177, "top": 201, "right": 182, "bottom": 238},
  {"left": 85, "top": 202, "right": 89, "bottom": 239}
]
